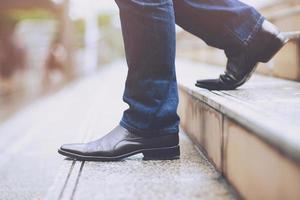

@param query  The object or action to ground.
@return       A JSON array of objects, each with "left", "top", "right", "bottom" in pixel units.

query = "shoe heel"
[
  {"left": 143, "top": 146, "right": 180, "bottom": 160},
  {"left": 260, "top": 35, "right": 286, "bottom": 63}
]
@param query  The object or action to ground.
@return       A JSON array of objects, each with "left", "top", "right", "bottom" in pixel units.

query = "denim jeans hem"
[
  {"left": 244, "top": 16, "right": 265, "bottom": 46},
  {"left": 119, "top": 120, "right": 179, "bottom": 137}
]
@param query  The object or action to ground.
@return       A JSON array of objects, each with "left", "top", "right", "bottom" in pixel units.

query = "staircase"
[
  {"left": 1, "top": 1, "right": 300, "bottom": 199},
  {"left": 176, "top": 3, "right": 300, "bottom": 198},
  {"left": 176, "top": 59, "right": 300, "bottom": 200},
  {"left": 0, "top": 62, "right": 239, "bottom": 200}
]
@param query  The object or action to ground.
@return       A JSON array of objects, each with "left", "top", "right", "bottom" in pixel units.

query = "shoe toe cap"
[
  {"left": 60, "top": 143, "right": 85, "bottom": 154},
  {"left": 196, "top": 78, "right": 221, "bottom": 89}
]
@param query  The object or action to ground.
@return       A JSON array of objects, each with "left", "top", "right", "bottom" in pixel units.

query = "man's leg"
[
  {"left": 174, "top": 0, "right": 289, "bottom": 90},
  {"left": 173, "top": 0, "right": 264, "bottom": 54},
  {"left": 117, "top": 0, "right": 180, "bottom": 136},
  {"left": 58, "top": 0, "right": 180, "bottom": 161}
]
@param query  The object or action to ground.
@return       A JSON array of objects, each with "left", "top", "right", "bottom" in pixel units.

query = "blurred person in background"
[
  {"left": 43, "top": 33, "right": 67, "bottom": 90},
  {"left": 59, "top": 0, "right": 293, "bottom": 161}
]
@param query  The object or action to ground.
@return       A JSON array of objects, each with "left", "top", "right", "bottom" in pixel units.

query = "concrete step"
[
  {"left": 0, "top": 61, "right": 238, "bottom": 200},
  {"left": 46, "top": 132, "right": 237, "bottom": 200},
  {"left": 176, "top": 59, "right": 300, "bottom": 200}
]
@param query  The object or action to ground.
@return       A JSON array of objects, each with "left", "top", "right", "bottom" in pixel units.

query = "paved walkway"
[{"left": 0, "top": 61, "right": 237, "bottom": 200}]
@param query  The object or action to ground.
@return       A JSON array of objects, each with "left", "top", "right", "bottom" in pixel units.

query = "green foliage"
[
  {"left": 73, "top": 19, "right": 85, "bottom": 48},
  {"left": 97, "top": 13, "right": 112, "bottom": 27},
  {"left": 7, "top": 8, "right": 56, "bottom": 21},
  {"left": 74, "top": 19, "right": 85, "bottom": 36},
  {"left": 96, "top": 13, "right": 124, "bottom": 65}
]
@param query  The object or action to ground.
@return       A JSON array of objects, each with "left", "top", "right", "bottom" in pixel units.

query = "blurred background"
[
  {"left": 0, "top": 0, "right": 299, "bottom": 122},
  {"left": 1, "top": 1, "right": 300, "bottom": 199},
  {"left": 0, "top": 0, "right": 123, "bottom": 122}
]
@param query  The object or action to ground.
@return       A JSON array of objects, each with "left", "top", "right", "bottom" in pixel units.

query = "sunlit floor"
[{"left": 0, "top": 61, "right": 237, "bottom": 200}]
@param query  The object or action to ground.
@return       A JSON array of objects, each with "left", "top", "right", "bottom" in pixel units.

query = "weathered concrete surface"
[
  {"left": 178, "top": 91, "right": 223, "bottom": 171},
  {"left": 0, "top": 61, "right": 237, "bottom": 200},
  {"left": 176, "top": 59, "right": 300, "bottom": 163},
  {"left": 177, "top": 59, "right": 300, "bottom": 200},
  {"left": 223, "top": 117, "right": 300, "bottom": 200},
  {"left": 46, "top": 133, "right": 237, "bottom": 200}
]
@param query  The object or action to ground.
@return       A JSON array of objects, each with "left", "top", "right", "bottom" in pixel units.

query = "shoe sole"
[{"left": 58, "top": 145, "right": 180, "bottom": 161}]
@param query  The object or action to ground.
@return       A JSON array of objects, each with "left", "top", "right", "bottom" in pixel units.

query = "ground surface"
[{"left": 0, "top": 61, "right": 237, "bottom": 200}]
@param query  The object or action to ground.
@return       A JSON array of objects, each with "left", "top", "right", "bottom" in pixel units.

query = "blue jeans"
[{"left": 115, "top": 0, "right": 264, "bottom": 136}]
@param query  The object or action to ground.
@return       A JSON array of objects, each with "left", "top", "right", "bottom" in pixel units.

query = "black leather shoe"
[
  {"left": 58, "top": 125, "right": 180, "bottom": 161},
  {"left": 196, "top": 20, "right": 294, "bottom": 90}
]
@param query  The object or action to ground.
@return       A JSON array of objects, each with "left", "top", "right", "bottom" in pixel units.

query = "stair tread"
[
  {"left": 46, "top": 132, "right": 237, "bottom": 200},
  {"left": 0, "top": 61, "right": 237, "bottom": 200},
  {"left": 177, "top": 59, "right": 300, "bottom": 162}
]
